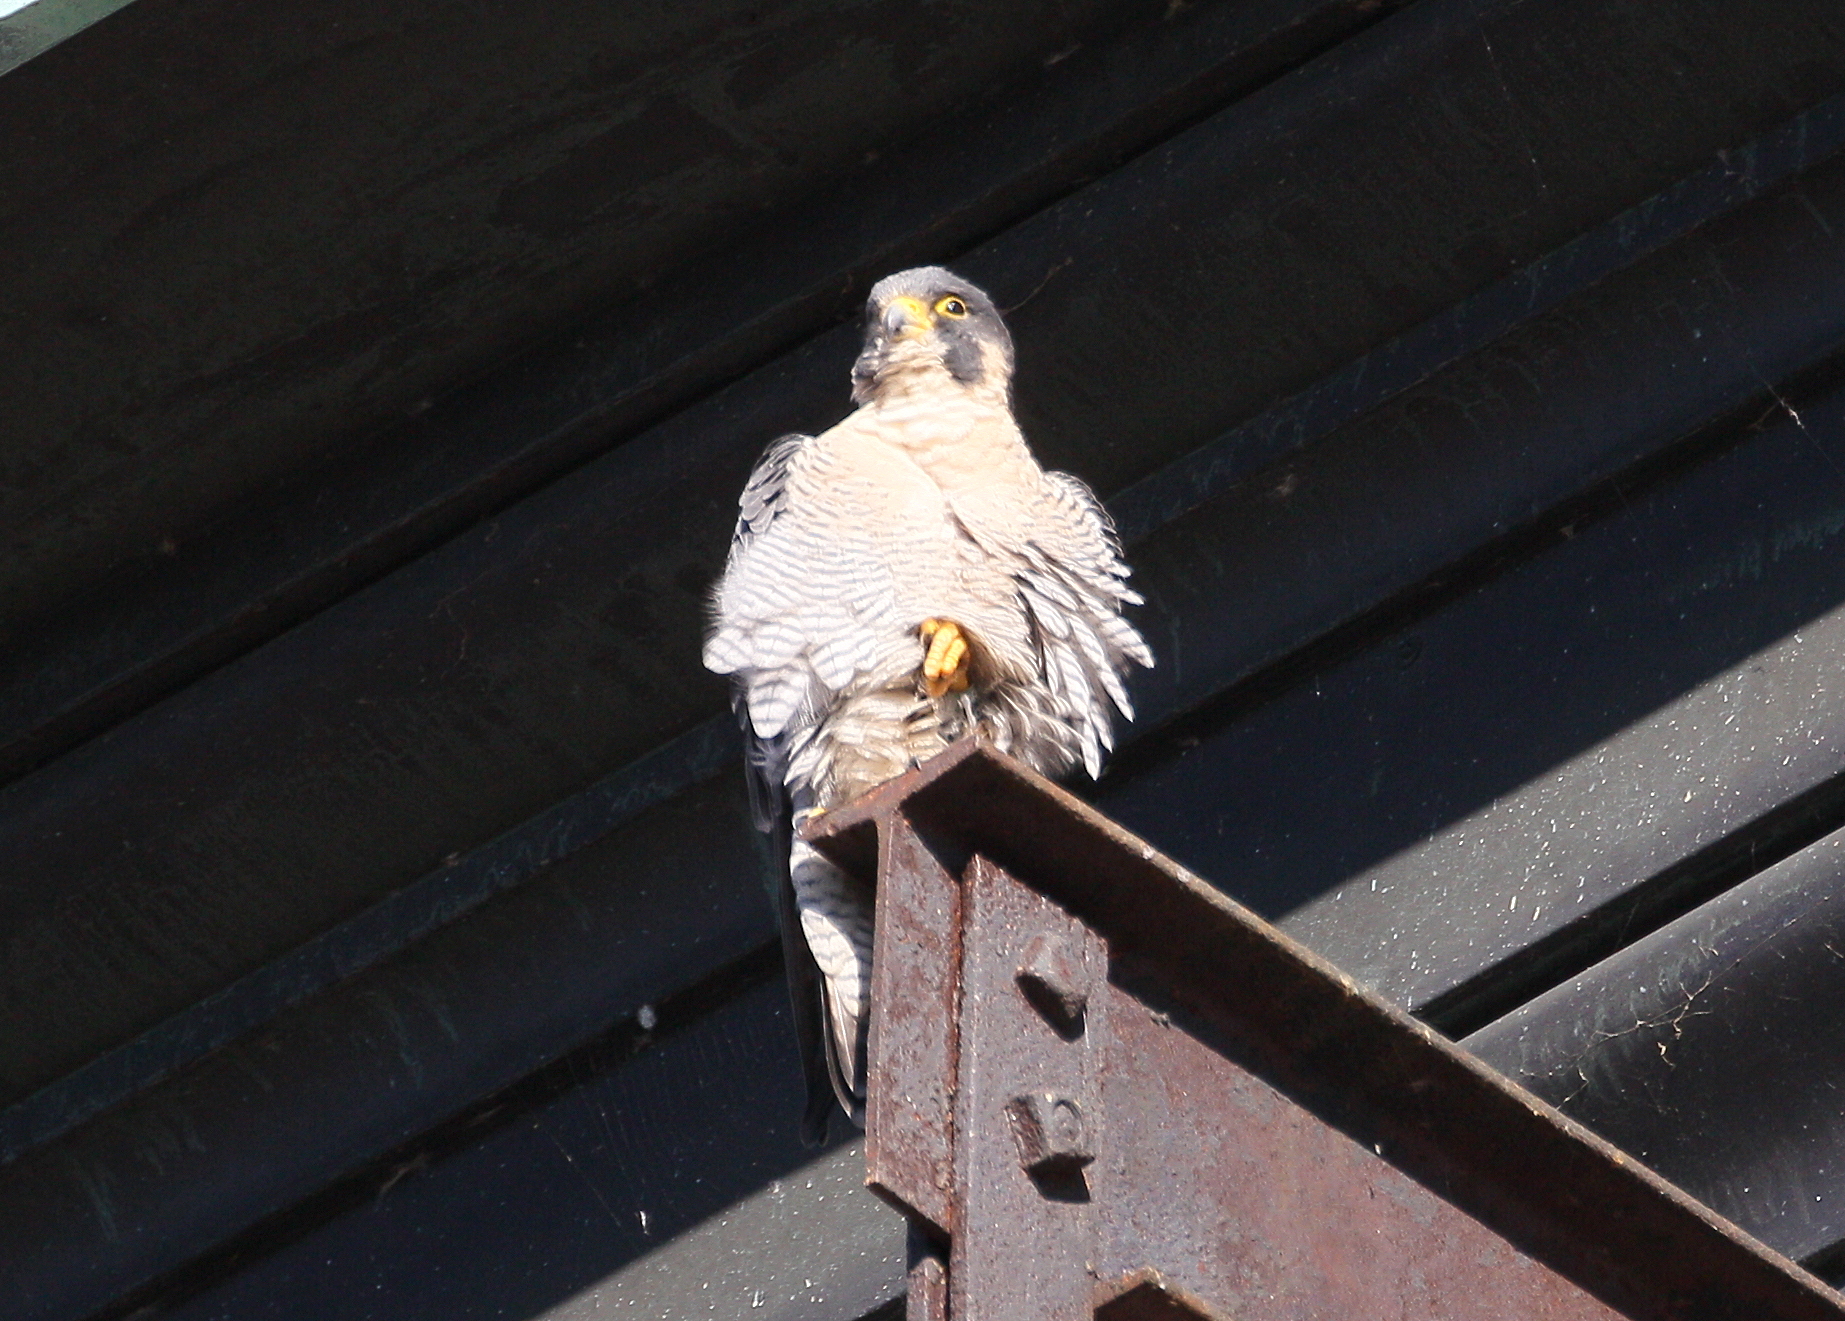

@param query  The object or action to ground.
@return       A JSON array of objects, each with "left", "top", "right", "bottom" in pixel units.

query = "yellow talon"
[{"left": 919, "top": 618, "right": 972, "bottom": 698}]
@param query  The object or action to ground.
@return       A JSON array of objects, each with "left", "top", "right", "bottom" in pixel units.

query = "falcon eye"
[{"left": 935, "top": 296, "right": 969, "bottom": 318}]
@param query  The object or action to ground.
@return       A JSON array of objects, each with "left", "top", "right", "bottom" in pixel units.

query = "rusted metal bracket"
[{"left": 806, "top": 738, "right": 1845, "bottom": 1321}]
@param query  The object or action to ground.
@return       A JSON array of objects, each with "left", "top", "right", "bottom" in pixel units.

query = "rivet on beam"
[
  {"left": 1004, "top": 1092, "right": 1094, "bottom": 1179},
  {"left": 1016, "top": 931, "right": 1088, "bottom": 1036}
]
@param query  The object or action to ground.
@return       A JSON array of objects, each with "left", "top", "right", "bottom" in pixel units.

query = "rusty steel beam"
[{"left": 807, "top": 739, "right": 1845, "bottom": 1321}]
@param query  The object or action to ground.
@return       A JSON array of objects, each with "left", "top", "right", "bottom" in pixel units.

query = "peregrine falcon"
[{"left": 703, "top": 266, "right": 1152, "bottom": 1138}]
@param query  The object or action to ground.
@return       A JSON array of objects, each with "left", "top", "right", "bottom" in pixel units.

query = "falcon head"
[{"left": 851, "top": 266, "right": 1015, "bottom": 404}]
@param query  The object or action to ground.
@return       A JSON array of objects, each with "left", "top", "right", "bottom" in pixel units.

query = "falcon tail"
[
  {"left": 735, "top": 689, "right": 847, "bottom": 1143},
  {"left": 787, "top": 833, "right": 872, "bottom": 1140},
  {"left": 770, "top": 807, "right": 846, "bottom": 1145}
]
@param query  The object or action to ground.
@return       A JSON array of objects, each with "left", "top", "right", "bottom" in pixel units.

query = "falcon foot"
[{"left": 919, "top": 618, "right": 972, "bottom": 699}]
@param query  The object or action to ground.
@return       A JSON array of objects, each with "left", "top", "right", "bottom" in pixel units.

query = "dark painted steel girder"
[{"left": 811, "top": 741, "right": 1845, "bottom": 1320}]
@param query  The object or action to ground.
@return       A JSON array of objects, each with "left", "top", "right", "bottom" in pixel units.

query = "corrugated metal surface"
[{"left": 1, "top": 0, "right": 1844, "bottom": 1316}]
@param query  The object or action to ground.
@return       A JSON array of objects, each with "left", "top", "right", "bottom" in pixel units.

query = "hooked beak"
[{"left": 881, "top": 295, "right": 932, "bottom": 342}]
